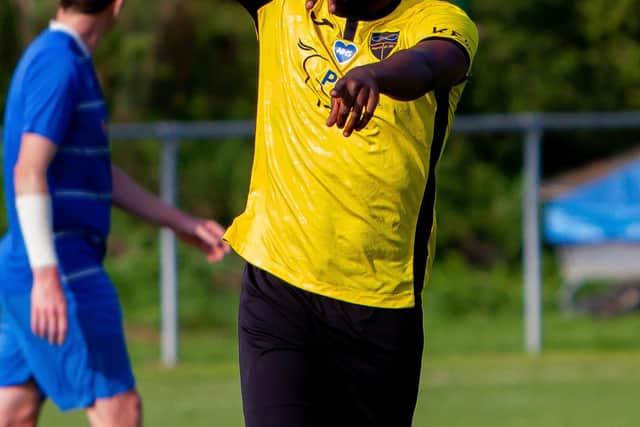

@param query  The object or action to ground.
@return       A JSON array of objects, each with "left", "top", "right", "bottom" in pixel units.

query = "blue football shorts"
[{"left": 0, "top": 269, "right": 135, "bottom": 411}]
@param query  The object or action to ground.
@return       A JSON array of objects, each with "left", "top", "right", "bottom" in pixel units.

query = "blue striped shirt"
[{"left": 0, "top": 23, "right": 112, "bottom": 293}]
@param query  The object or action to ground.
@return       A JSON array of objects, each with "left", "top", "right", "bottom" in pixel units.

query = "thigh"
[
  {"left": 2, "top": 273, "right": 136, "bottom": 412},
  {"left": 238, "top": 265, "right": 317, "bottom": 427},
  {"left": 0, "top": 381, "right": 43, "bottom": 427},
  {"left": 321, "top": 302, "right": 425, "bottom": 427}
]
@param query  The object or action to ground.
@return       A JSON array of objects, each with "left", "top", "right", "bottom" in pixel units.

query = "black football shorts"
[{"left": 238, "top": 263, "right": 424, "bottom": 427}]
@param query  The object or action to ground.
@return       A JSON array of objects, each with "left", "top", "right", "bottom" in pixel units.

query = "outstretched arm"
[
  {"left": 327, "top": 39, "right": 470, "bottom": 137},
  {"left": 111, "top": 166, "right": 230, "bottom": 262}
]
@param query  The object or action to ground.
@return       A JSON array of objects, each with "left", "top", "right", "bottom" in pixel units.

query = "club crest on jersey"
[
  {"left": 370, "top": 32, "right": 400, "bottom": 60},
  {"left": 333, "top": 40, "right": 358, "bottom": 65}
]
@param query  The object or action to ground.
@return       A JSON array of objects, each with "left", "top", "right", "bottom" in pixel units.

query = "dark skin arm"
[
  {"left": 327, "top": 39, "right": 470, "bottom": 137},
  {"left": 304, "top": 0, "right": 470, "bottom": 135}
]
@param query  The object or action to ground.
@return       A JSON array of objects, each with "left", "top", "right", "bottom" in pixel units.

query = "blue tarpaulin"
[{"left": 544, "top": 158, "right": 640, "bottom": 245}]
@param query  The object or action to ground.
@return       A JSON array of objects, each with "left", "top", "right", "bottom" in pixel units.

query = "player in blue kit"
[{"left": 0, "top": 1, "right": 230, "bottom": 426}]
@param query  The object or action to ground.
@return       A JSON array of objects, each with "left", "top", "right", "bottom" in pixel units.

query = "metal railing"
[
  {"left": 4, "top": 111, "right": 640, "bottom": 364},
  {"left": 110, "top": 120, "right": 255, "bottom": 367},
  {"left": 452, "top": 111, "right": 640, "bottom": 355}
]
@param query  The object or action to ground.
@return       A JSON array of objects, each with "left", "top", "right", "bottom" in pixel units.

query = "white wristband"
[{"left": 15, "top": 194, "right": 58, "bottom": 269}]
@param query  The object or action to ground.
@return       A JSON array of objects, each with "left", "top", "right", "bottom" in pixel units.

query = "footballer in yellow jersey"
[
  {"left": 228, "top": 0, "right": 478, "bottom": 425},
  {"left": 225, "top": 0, "right": 478, "bottom": 308}
]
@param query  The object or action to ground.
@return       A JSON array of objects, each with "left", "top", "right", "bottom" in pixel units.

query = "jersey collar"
[
  {"left": 334, "top": 0, "right": 401, "bottom": 21},
  {"left": 49, "top": 20, "right": 91, "bottom": 58}
]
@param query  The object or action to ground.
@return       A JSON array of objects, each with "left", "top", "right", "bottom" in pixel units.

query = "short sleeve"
[
  {"left": 22, "top": 49, "right": 78, "bottom": 146},
  {"left": 409, "top": 2, "right": 479, "bottom": 66}
]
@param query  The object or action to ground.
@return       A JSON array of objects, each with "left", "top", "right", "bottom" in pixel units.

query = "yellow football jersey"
[{"left": 225, "top": 0, "right": 479, "bottom": 308}]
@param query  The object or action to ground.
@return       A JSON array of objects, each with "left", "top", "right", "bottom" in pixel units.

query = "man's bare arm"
[
  {"left": 328, "top": 39, "right": 470, "bottom": 136},
  {"left": 15, "top": 133, "right": 67, "bottom": 345},
  {"left": 111, "top": 166, "right": 230, "bottom": 262}
]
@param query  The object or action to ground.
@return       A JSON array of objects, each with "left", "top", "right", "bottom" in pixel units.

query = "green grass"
[
  {"left": 39, "top": 312, "right": 640, "bottom": 426},
  {"left": 417, "top": 351, "right": 640, "bottom": 427}
]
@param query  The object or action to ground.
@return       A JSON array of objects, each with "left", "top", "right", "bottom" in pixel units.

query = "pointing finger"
[
  {"left": 357, "top": 89, "right": 379, "bottom": 130},
  {"left": 327, "top": 97, "right": 342, "bottom": 127},
  {"left": 330, "top": 79, "right": 346, "bottom": 98},
  {"left": 336, "top": 98, "right": 352, "bottom": 129},
  {"left": 343, "top": 88, "right": 367, "bottom": 137}
]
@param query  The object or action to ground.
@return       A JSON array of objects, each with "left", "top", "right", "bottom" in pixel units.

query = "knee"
[
  {"left": 0, "top": 400, "right": 40, "bottom": 427},
  {"left": 118, "top": 392, "right": 142, "bottom": 427},
  {"left": 0, "top": 387, "right": 41, "bottom": 427},
  {"left": 91, "top": 391, "right": 142, "bottom": 427}
]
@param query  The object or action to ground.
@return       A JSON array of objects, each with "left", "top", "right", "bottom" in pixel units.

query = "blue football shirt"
[{"left": 0, "top": 22, "right": 112, "bottom": 293}]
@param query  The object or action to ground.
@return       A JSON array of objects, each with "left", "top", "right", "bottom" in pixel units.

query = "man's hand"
[
  {"left": 174, "top": 216, "right": 230, "bottom": 263},
  {"left": 31, "top": 266, "right": 67, "bottom": 346},
  {"left": 305, "top": 0, "right": 336, "bottom": 13},
  {"left": 111, "top": 165, "right": 229, "bottom": 263},
  {"left": 327, "top": 66, "right": 380, "bottom": 137}
]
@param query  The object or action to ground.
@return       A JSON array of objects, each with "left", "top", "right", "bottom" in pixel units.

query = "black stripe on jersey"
[
  {"left": 344, "top": 19, "right": 358, "bottom": 41},
  {"left": 412, "top": 87, "right": 451, "bottom": 306}
]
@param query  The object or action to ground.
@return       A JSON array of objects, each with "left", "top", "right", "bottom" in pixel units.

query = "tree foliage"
[{"left": 1, "top": 0, "right": 640, "bottom": 267}]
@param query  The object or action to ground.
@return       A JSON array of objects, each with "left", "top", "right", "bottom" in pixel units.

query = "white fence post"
[
  {"left": 523, "top": 125, "right": 543, "bottom": 354},
  {"left": 160, "top": 131, "right": 179, "bottom": 367}
]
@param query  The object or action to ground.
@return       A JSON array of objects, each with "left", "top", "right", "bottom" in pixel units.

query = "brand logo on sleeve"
[
  {"left": 370, "top": 32, "right": 399, "bottom": 60},
  {"left": 333, "top": 40, "right": 358, "bottom": 65},
  {"left": 431, "top": 27, "right": 472, "bottom": 51}
]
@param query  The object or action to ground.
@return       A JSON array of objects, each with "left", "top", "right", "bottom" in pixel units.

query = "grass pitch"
[{"left": 40, "top": 313, "right": 640, "bottom": 426}]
